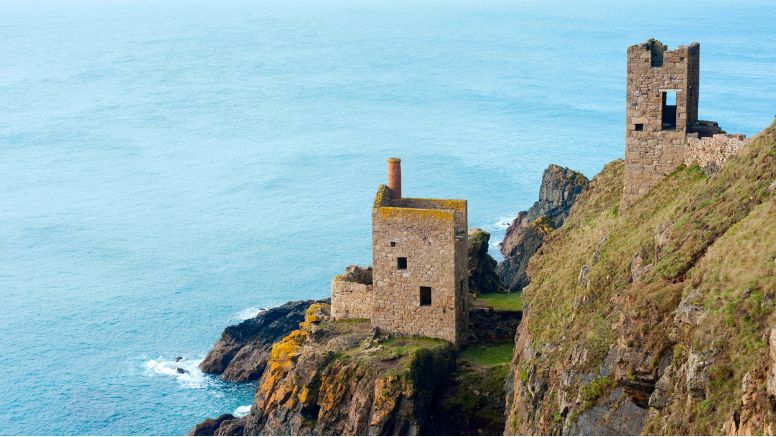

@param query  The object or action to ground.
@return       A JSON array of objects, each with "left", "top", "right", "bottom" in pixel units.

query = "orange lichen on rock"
[
  {"left": 375, "top": 206, "right": 454, "bottom": 223},
  {"left": 256, "top": 303, "right": 328, "bottom": 411}
]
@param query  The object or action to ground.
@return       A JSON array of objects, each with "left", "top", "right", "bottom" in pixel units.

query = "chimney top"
[{"left": 387, "top": 158, "right": 401, "bottom": 199}]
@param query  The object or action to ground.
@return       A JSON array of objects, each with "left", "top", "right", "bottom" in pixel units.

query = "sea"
[{"left": 0, "top": 0, "right": 773, "bottom": 434}]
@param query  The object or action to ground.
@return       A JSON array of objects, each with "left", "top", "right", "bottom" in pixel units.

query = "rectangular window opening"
[
  {"left": 661, "top": 91, "right": 677, "bottom": 130},
  {"left": 634, "top": 123, "right": 644, "bottom": 131},
  {"left": 419, "top": 286, "right": 432, "bottom": 306},
  {"left": 397, "top": 257, "right": 407, "bottom": 270},
  {"left": 390, "top": 241, "right": 396, "bottom": 247}
]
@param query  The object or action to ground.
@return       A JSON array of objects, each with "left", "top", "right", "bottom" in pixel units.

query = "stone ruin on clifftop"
[
  {"left": 330, "top": 158, "right": 469, "bottom": 347},
  {"left": 330, "top": 39, "right": 751, "bottom": 346},
  {"left": 622, "top": 39, "right": 748, "bottom": 209}
]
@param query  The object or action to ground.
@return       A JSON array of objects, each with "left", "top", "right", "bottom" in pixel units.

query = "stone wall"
[
  {"left": 622, "top": 40, "right": 699, "bottom": 209},
  {"left": 622, "top": 131, "right": 687, "bottom": 208},
  {"left": 685, "top": 133, "right": 748, "bottom": 173},
  {"left": 330, "top": 265, "right": 373, "bottom": 320},
  {"left": 388, "top": 197, "right": 468, "bottom": 232},
  {"left": 371, "top": 186, "right": 468, "bottom": 347}
]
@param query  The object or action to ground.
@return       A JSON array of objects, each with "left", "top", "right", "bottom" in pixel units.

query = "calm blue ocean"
[{"left": 0, "top": 0, "right": 773, "bottom": 434}]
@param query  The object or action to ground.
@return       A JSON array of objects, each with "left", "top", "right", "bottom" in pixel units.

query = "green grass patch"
[
  {"left": 375, "top": 336, "right": 449, "bottom": 363},
  {"left": 580, "top": 376, "right": 615, "bottom": 411},
  {"left": 459, "top": 342, "right": 514, "bottom": 367},
  {"left": 474, "top": 292, "right": 522, "bottom": 312}
]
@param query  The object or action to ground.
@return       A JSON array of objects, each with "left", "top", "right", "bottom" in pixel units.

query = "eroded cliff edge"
[
  {"left": 194, "top": 303, "right": 456, "bottom": 435},
  {"left": 200, "top": 299, "right": 327, "bottom": 382},
  {"left": 192, "top": 234, "right": 516, "bottom": 436},
  {"left": 505, "top": 120, "right": 776, "bottom": 435},
  {"left": 498, "top": 164, "right": 588, "bottom": 293}
]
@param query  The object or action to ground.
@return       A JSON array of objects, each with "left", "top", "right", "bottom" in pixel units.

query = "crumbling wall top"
[
  {"left": 334, "top": 265, "right": 372, "bottom": 285},
  {"left": 628, "top": 39, "right": 699, "bottom": 67}
]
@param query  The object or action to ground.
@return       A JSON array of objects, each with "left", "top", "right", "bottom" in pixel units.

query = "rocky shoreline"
[{"left": 199, "top": 299, "right": 328, "bottom": 382}]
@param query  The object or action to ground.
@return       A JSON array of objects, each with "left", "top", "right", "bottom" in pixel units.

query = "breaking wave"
[
  {"left": 143, "top": 356, "right": 208, "bottom": 389},
  {"left": 233, "top": 405, "right": 252, "bottom": 417},
  {"left": 495, "top": 217, "right": 514, "bottom": 229},
  {"left": 232, "top": 306, "right": 267, "bottom": 321}
]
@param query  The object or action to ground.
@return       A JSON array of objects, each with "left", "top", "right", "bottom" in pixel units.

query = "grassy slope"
[
  {"left": 517, "top": 120, "right": 776, "bottom": 434},
  {"left": 460, "top": 342, "right": 514, "bottom": 367},
  {"left": 473, "top": 292, "right": 523, "bottom": 312}
]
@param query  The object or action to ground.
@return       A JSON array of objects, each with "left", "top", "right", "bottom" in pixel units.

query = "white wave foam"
[
  {"left": 143, "top": 356, "right": 208, "bottom": 389},
  {"left": 233, "top": 306, "right": 267, "bottom": 321},
  {"left": 495, "top": 217, "right": 514, "bottom": 229},
  {"left": 233, "top": 405, "right": 252, "bottom": 417}
]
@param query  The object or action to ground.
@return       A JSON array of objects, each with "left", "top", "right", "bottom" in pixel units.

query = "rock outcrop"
[
  {"left": 505, "top": 121, "right": 776, "bottom": 435},
  {"left": 497, "top": 164, "right": 588, "bottom": 292},
  {"left": 200, "top": 299, "right": 326, "bottom": 382},
  {"left": 190, "top": 414, "right": 241, "bottom": 436},
  {"left": 193, "top": 303, "right": 456, "bottom": 435},
  {"left": 467, "top": 228, "right": 505, "bottom": 295}
]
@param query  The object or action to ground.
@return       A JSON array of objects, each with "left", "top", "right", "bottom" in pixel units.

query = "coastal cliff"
[
  {"left": 505, "top": 120, "right": 776, "bottom": 435},
  {"left": 468, "top": 228, "right": 505, "bottom": 294},
  {"left": 200, "top": 299, "right": 327, "bottom": 382},
  {"left": 497, "top": 164, "right": 589, "bottom": 292},
  {"left": 193, "top": 303, "right": 456, "bottom": 435},
  {"left": 193, "top": 121, "right": 775, "bottom": 436}
]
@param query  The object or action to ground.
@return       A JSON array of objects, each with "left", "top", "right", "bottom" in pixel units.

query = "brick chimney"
[{"left": 387, "top": 157, "right": 401, "bottom": 199}]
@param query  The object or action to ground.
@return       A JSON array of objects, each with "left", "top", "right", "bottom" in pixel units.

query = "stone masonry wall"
[
  {"left": 622, "top": 132, "right": 687, "bottom": 207},
  {"left": 389, "top": 198, "right": 468, "bottom": 232},
  {"left": 371, "top": 189, "right": 467, "bottom": 347},
  {"left": 685, "top": 133, "right": 748, "bottom": 173},
  {"left": 622, "top": 40, "right": 699, "bottom": 209},
  {"left": 453, "top": 226, "right": 469, "bottom": 344},
  {"left": 331, "top": 266, "right": 374, "bottom": 320}
]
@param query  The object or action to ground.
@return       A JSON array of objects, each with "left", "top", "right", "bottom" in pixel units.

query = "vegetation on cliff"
[
  {"left": 199, "top": 299, "right": 325, "bottom": 382},
  {"left": 505, "top": 120, "right": 776, "bottom": 435},
  {"left": 473, "top": 292, "right": 522, "bottom": 312},
  {"left": 498, "top": 164, "right": 589, "bottom": 293},
  {"left": 436, "top": 342, "right": 513, "bottom": 435},
  {"left": 193, "top": 303, "right": 456, "bottom": 435}
]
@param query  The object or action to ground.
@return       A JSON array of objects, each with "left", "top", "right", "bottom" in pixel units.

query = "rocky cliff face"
[
  {"left": 497, "top": 164, "right": 588, "bottom": 292},
  {"left": 200, "top": 299, "right": 326, "bottom": 382},
  {"left": 468, "top": 228, "right": 505, "bottom": 294},
  {"left": 505, "top": 121, "right": 776, "bottom": 435},
  {"left": 193, "top": 303, "right": 456, "bottom": 435}
]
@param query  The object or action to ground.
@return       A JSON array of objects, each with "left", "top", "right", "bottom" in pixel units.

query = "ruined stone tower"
[
  {"left": 331, "top": 158, "right": 469, "bottom": 347},
  {"left": 622, "top": 39, "right": 747, "bottom": 209}
]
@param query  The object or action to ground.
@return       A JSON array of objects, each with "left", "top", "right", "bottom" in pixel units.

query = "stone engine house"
[
  {"left": 331, "top": 158, "right": 469, "bottom": 347},
  {"left": 622, "top": 39, "right": 748, "bottom": 208}
]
